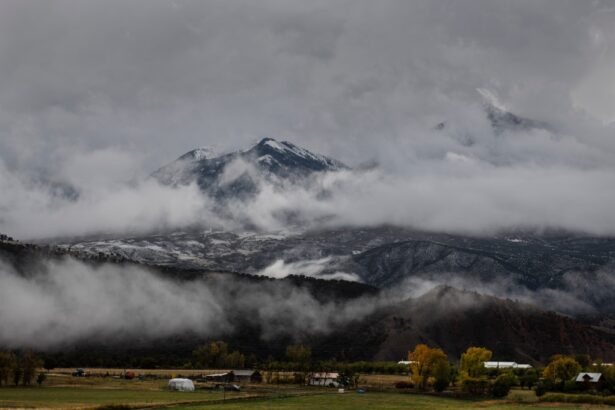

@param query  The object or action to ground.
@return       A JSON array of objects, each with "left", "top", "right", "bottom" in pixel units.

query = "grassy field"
[
  {"left": 167, "top": 392, "right": 612, "bottom": 410},
  {"left": 0, "top": 371, "right": 612, "bottom": 410},
  {"left": 0, "top": 386, "right": 245, "bottom": 409},
  {"left": 0, "top": 372, "right": 251, "bottom": 409}
]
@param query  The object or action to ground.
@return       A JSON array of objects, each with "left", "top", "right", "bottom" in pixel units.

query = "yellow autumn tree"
[
  {"left": 459, "top": 346, "right": 492, "bottom": 379},
  {"left": 408, "top": 344, "right": 451, "bottom": 391},
  {"left": 543, "top": 356, "right": 581, "bottom": 389}
]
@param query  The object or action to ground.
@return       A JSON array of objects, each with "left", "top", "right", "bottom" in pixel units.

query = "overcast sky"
[
  {"left": 1, "top": 0, "right": 615, "bottom": 238},
  {"left": 0, "top": 0, "right": 614, "bottom": 171}
]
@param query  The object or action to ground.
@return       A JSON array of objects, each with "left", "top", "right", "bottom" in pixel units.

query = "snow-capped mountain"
[
  {"left": 477, "top": 88, "right": 549, "bottom": 134},
  {"left": 152, "top": 137, "right": 346, "bottom": 199},
  {"left": 249, "top": 138, "right": 346, "bottom": 174}
]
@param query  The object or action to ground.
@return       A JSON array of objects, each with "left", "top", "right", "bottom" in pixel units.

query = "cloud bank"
[
  {"left": 0, "top": 258, "right": 377, "bottom": 348},
  {"left": 0, "top": 255, "right": 611, "bottom": 349},
  {"left": 2, "top": 137, "right": 615, "bottom": 239},
  {"left": 257, "top": 257, "right": 360, "bottom": 282}
]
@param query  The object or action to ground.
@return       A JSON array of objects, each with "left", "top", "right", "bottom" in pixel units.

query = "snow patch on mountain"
[{"left": 477, "top": 88, "right": 507, "bottom": 112}]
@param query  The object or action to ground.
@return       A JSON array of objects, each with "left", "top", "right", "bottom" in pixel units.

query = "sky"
[{"left": 1, "top": 0, "right": 615, "bottom": 238}]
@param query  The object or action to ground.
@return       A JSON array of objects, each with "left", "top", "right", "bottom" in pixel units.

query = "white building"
[
  {"left": 168, "top": 378, "right": 195, "bottom": 391},
  {"left": 309, "top": 372, "right": 339, "bottom": 387},
  {"left": 484, "top": 361, "right": 532, "bottom": 369},
  {"left": 397, "top": 360, "right": 419, "bottom": 365}
]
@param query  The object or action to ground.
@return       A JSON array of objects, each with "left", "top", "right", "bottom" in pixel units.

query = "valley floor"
[
  {"left": 171, "top": 393, "right": 610, "bottom": 410},
  {"left": 0, "top": 371, "right": 610, "bottom": 410}
]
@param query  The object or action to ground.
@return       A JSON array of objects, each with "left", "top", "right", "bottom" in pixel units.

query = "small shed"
[
  {"left": 168, "top": 378, "right": 195, "bottom": 392},
  {"left": 233, "top": 370, "right": 262, "bottom": 383}
]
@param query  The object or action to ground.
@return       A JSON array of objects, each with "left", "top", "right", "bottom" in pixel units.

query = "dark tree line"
[
  {"left": 0, "top": 350, "right": 42, "bottom": 386},
  {"left": 0, "top": 233, "right": 15, "bottom": 242}
]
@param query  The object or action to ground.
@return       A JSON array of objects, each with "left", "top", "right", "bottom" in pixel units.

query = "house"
[
  {"left": 203, "top": 370, "right": 261, "bottom": 383},
  {"left": 232, "top": 370, "right": 262, "bottom": 383},
  {"left": 309, "top": 372, "right": 339, "bottom": 387},
  {"left": 484, "top": 361, "right": 532, "bottom": 369},
  {"left": 575, "top": 372, "right": 603, "bottom": 389}
]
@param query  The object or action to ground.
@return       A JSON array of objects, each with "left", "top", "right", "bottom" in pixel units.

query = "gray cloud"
[
  {"left": 1, "top": 1, "right": 614, "bottom": 171},
  {"left": 1, "top": 254, "right": 610, "bottom": 349},
  {"left": 257, "top": 257, "right": 360, "bottom": 282},
  {"left": 0, "top": 257, "right": 378, "bottom": 348}
]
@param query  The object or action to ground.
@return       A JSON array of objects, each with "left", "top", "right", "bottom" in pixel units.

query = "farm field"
[
  {"left": 0, "top": 371, "right": 248, "bottom": 409},
  {"left": 169, "top": 392, "right": 612, "bottom": 410},
  {"left": 0, "top": 370, "right": 611, "bottom": 410},
  {"left": 2, "top": 389, "right": 609, "bottom": 410},
  {"left": 0, "top": 387, "right": 243, "bottom": 409}
]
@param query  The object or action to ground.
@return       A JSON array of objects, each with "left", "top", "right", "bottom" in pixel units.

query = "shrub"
[
  {"left": 562, "top": 380, "right": 578, "bottom": 393},
  {"left": 539, "top": 393, "right": 615, "bottom": 405},
  {"left": 519, "top": 369, "right": 538, "bottom": 389},
  {"left": 491, "top": 375, "right": 514, "bottom": 398},
  {"left": 293, "top": 372, "right": 306, "bottom": 385},
  {"left": 461, "top": 377, "right": 490, "bottom": 396},
  {"left": 395, "top": 381, "right": 413, "bottom": 389},
  {"left": 535, "top": 380, "right": 553, "bottom": 397},
  {"left": 433, "top": 376, "right": 450, "bottom": 392}
]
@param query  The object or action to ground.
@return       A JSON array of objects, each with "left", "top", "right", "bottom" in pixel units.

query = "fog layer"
[{"left": 0, "top": 256, "right": 611, "bottom": 349}]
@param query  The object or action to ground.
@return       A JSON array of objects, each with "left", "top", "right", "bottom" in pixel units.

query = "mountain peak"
[
  {"left": 247, "top": 137, "right": 347, "bottom": 173},
  {"left": 178, "top": 147, "right": 216, "bottom": 161},
  {"left": 152, "top": 137, "right": 347, "bottom": 197},
  {"left": 476, "top": 88, "right": 549, "bottom": 134}
]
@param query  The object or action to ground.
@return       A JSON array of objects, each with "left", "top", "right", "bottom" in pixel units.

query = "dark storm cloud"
[{"left": 1, "top": 0, "right": 615, "bottom": 238}]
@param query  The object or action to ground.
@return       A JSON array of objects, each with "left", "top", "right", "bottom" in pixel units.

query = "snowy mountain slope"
[
  {"left": 57, "top": 227, "right": 615, "bottom": 313},
  {"left": 151, "top": 138, "right": 347, "bottom": 199},
  {"left": 477, "top": 88, "right": 550, "bottom": 134}
]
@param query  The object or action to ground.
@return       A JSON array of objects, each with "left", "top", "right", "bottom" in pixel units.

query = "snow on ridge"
[
  {"left": 263, "top": 139, "right": 286, "bottom": 151},
  {"left": 261, "top": 138, "right": 331, "bottom": 164},
  {"left": 257, "top": 154, "right": 278, "bottom": 166},
  {"left": 187, "top": 147, "right": 216, "bottom": 161},
  {"left": 477, "top": 88, "right": 507, "bottom": 112},
  {"left": 277, "top": 139, "right": 344, "bottom": 169}
]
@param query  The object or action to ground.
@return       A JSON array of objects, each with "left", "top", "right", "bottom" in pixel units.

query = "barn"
[
  {"left": 232, "top": 370, "right": 262, "bottom": 383},
  {"left": 204, "top": 370, "right": 261, "bottom": 383}
]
